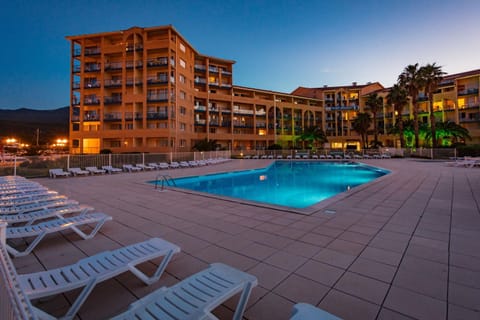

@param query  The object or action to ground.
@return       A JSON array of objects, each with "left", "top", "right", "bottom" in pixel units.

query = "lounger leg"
[
  {"left": 232, "top": 282, "right": 254, "bottom": 320},
  {"left": 127, "top": 248, "right": 175, "bottom": 285},
  {"left": 33, "top": 306, "right": 57, "bottom": 320},
  {"left": 70, "top": 218, "right": 108, "bottom": 240},
  {"left": 61, "top": 278, "right": 98, "bottom": 320},
  {"left": 7, "top": 231, "right": 47, "bottom": 257}
]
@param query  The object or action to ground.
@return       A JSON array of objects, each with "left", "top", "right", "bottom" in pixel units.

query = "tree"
[
  {"left": 420, "top": 63, "right": 445, "bottom": 148},
  {"left": 352, "top": 112, "right": 372, "bottom": 149},
  {"left": 398, "top": 63, "right": 423, "bottom": 148},
  {"left": 425, "top": 121, "right": 471, "bottom": 146},
  {"left": 387, "top": 84, "right": 409, "bottom": 148},
  {"left": 297, "top": 126, "right": 328, "bottom": 149},
  {"left": 192, "top": 138, "right": 217, "bottom": 151},
  {"left": 365, "top": 93, "right": 383, "bottom": 146}
]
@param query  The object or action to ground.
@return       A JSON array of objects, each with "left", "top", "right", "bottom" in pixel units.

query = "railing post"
[
  {"left": 109, "top": 153, "right": 112, "bottom": 166},
  {"left": 67, "top": 154, "right": 70, "bottom": 170},
  {"left": 142, "top": 153, "right": 145, "bottom": 165},
  {"left": 454, "top": 148, "right": 457, "bottom": 159},
  {"left": 13, "top": 156, "right": 17, "bottom": 176},
  {"left": 430, "top": 148, "right": 434, "bottom": 160}
]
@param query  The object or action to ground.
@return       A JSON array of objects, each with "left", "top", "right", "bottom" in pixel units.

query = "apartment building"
[
  {"left": 67, "top": 25, "right": 479, "bottom": 154},
  {"left": 67, "top": 25, "right": 322, "bottom": 154}
]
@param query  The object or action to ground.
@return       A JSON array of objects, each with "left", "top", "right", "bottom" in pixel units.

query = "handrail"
[{"left": 154, "top": 174, "right": 176, "bottom": 191}]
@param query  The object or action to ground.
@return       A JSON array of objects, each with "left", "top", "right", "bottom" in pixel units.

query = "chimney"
[{"left": 352, "top": 82, "right": 357, "bottom": 86}]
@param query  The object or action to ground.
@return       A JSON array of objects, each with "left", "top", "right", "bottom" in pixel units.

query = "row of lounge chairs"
[
  {"left": 446, "top": 156, "right": 480, "bottom": 168},
  {"left": 244, "top": 153, "right": 392, "bottom": 160},
  {"left": 0, "top": 175, "right": 340, "bottom": 319},
  {"left": 49, "top": 158, "right": 233, "bottom": 177}
]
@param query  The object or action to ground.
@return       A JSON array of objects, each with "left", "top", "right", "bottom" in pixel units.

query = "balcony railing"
[
  {"left": 84, "top": 82, "right": 100, "bottom": 89},
  {"left": 147, "top": 77, "right": 168, "bottom": 85},
  {"left": 147, "top": 94, "right": 169, "bottom": 102},
  {"left": 84, "top": 114, "right": 100, "bottom": 121},
  {"left": 195, "top": 119, "right": 206, "bottom": 125},
  {"left": 104, "top": 112, "right": 122, "bottom": 121},
  {"left": 126, "top": 61, "right": 143, "bottom": 69},
  {"left": 458, "top": 88, "right": 479, "bottom": 96},
  {"left": 72, "top": 82, "right": 80, "bottom": 89},
  {"left": 126, "top": 45, "right": 143, "bottom": 52},
  {"left": 85, "top": 65, "right": 101, "bottom": 72},
  {"left": 126, "top": 78, "right": 143, "bottom": 86},
  {"left": 104, "top": 79, "right": 122, "bottom": 87},
  {"left": 84, "top": 98, "right": 100, "bottom": 105},
  {"left": 146, "top": 112, "right": 168, "bottom": 120},
  {"left": 194, "top": 105, "right": 206, "bottom": 111},
  {"left": 221, "top": 70, "right": 232, "bottom": 76},
  {"left": 85, "top": 47, "right": 101, "bottom": 55},
  {"left": 147, "top": 58, "right": 168, "bottom": 67},
  {"left": 194, "top": 78, "right": 206, "bottom": 84},
  {"left": 73, "top": 66, "right": 81, "bottom": 73},
  {"left": 208, "top": 66, "right": 219, "bottom": 73},
  {"left": 104, "top": 96, "right": 122, "bottom": 104},
  {"left": 194, "top": 64, "right": 206, "bottom": 72},
  {"left": 105, "top": 62, "right": 123, "bottom": 71}
]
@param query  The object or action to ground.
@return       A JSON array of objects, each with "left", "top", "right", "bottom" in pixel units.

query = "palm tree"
[
  {"left": 398, "top": 63, "right": 423, "bottom": 148},
  {"left": 297, "top": 126, "right": 328, "bottom": 149},
  {"left": 420, "top": 63, "right": 445, "bottom": 148},
  {"left": 352, "top": 112, "right": 372, "bottom": 149},
  {"left": 365, "top": 93, "right": 383, "bottom": 146},
  {"left": 387, "top": 84, "right": 409, "bottom": 148},
  {"left": 425, "top": 121, "right": 471, "bottom": 146}
]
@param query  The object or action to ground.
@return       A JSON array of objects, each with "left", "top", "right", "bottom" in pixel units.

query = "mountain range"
[{"left": 0, "top": 107, "right": 69, "bottom": 146}]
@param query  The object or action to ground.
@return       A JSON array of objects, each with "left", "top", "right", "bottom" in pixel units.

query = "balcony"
[
  {"left": 194, "top": 64, "right": 206, "bottom": 72},
  {"left": 104, "top": 113, "right": 122, "bottom": 121},
  {"left": 147, "top": 94, "right": 168, "bottom": 102},
  {"left": 126, "top": 61, "right": 143, "bottom": 69},
  {"left": 458, "top": 88, "right": 479, "bottom": 96},
  {"left": 104, "top": 79, "right": 122, "bottom": 87},
  {"left": 104, "top": 96, "right": 122, "bottom": 104},
  {"left": 194, "top": 78, "right": 206, "bottom": 84},
  {"left": 221, "top": 83, "right": 232, "bottom": 88},
  {"left": 208, "top": 66, "right": 218, "bottom": 73},
  {"left": 146, "top": 112, "right": 168, "bottom": 120},
  {"left": 126, "top": 45, "right": 143, "bottom": 52},
  {"left": 147, "top": 58, "right": 168, "bottom": 68},
  {"left": 256, "top": 123, "right": 267, "bottom": 128},
  {"left": 84, "top": 47, "right": 101, "bottom": 56},
  {"left": 194, "top": 105, "right": 207, "bottom": 111},
  {"left": 147, "top": 76, "right": 168, "bottom": 85},
  {"left": 135, "top": 112, "right": 143, "bottom": 120},
  {"left": 73, "top": 48, "right": 81, "bottom": 57},
  {"left": 72, "top": 82, "right": 80, "bottom": 90},
  {"left": 126, "top": 78, "right": 143, "bottom": 86},
  {"left": 195, "top": 119, "right": 206, "bottom": 125},
  {"left": 84, "top": 113, "right": 100, "bottom": 121},
  {"left": 84, "top": 82, "right": 100, "bottom": 89},
  {"left": 84, "top": 98, "right": 100, "bottom": 105},
  {"left": 85, "top": 65, "right": 101, "bottom": 73},
  {"left": 221, "top": 70, "right": 232, "bottom": 76},
  {"left": 73, "top": 66, "right": 81, "bottom": 73},
  {"left": 105, "top": 62, "right": 123, "bottom": 71}
]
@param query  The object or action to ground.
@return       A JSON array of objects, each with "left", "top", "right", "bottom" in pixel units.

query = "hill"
[{"left": 0, "top": 107, "right": 69, "bottom": 146}]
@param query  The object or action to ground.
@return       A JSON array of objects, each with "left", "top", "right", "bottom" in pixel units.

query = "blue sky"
[{"left": 1, "top": 0, "right": 478, "bottom": 110}]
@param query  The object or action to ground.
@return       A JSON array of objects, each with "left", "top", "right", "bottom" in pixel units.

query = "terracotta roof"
[{"left": 291, "top": 82, "right": 384, "bottom": 99}]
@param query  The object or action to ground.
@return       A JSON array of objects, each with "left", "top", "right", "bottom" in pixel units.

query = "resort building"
[{"left": 67, "top": 25, "right": 480, "bottom": 154}]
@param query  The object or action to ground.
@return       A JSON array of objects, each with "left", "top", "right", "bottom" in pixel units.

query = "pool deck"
[{"left": 15, "top": 159, "right": 480, "bottom": 320}]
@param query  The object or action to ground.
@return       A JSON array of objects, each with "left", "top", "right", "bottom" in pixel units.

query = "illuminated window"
[{"left": 82, "top": 138, "right": 100, "bottom": 154}]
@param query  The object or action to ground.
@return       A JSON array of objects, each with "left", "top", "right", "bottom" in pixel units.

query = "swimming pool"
[{"left": 159, "top": 161, "right": 389, "bottom": 209}]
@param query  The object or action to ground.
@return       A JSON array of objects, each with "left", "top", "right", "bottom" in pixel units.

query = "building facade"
[{"left": 67, "top": 25, "right": 480, "bottom": 154}]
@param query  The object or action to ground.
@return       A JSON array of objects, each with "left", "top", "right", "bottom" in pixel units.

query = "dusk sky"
[{"left": 1, "top": 0, "right": 478, "bottom": 110}]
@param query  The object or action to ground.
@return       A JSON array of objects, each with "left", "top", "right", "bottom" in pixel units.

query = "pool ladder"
[{"left": 155, "top": 174, "right": 176, "bottom": 191}]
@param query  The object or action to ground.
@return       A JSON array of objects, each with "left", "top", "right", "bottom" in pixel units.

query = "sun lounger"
[
  {"left": 1, "top": 190, "right": 57, "bottom": 202},
  {"left": 123, "top": 164, "right": 142, "bottom": 172},
  {"left": 0, "top": 204, "right": 93, "bottom": 226},
  {"left": 252, "top": 155, "right": 259, "bottom": 159},
  {"left": 111, "top": 262, "right": 257, "bottom": 320},
  {"left": 136, "top": 164, "right": 155, "bottom": 170},
  {"left": 49, "top": 168, "right": 70, "bottom": 178},
  {"left": 244, "top": 155, "right": 251, "bottom": 159},
  {"left": 188, "top": 160, "right": 199, "bottom": 167},
  {"left": 68, "top": 167, "right": 90, "bottom": 176},
  {"left": 169, "top": 161, "right": 180, "bottom": 168},
  {"left": 102, "top": 165, "right": 122, "bottom": 174},
  {"left": 6, "top": 212, "right": 112, "bottom": 257},
  {"left": 19, "top": 237, "right": 180, "bottom": 319},
  {"left": 0, "top": 194, "right": 67, "bottom": 208},
  {"left": 179, "top": 161, "right": 190, "bottom": 168},
  {"left": 290, "top": 303, "right": 341, "bottom": 320},
  {"left": 147, "top": 163, "right": 161, "bottom": 169},
  {"left": 277, "top": 155, "right": 283, "bottom": 159},
  {"left": 85, "top": 166, "right": 106, "bottom": 174},
  {"left": 0, "top": 199, "right": 78, "bottom": 215},
  {"left": 158, "top": 162, "right": 170, "bottom": 169}
]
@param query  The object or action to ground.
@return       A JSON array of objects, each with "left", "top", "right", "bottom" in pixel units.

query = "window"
[
  {"left": 179, "top": 43, "right": 186, "bottom": 52},
  {"left": 180, "top": 91, "right": 186, "bottom": 100},
  {"left": 109, "top": 140, "right": 121, "bottom": 148},
  {"left": 180, "top": 123, "right": 186, "bottom": 131},
  {"left": 72, "top": 123, "right": 80, "bottom": 131},
  {"left": 126, "top": 123, "right": 133, "bottom": 130},
  {"left": 158, "top": 122, "right": 168, "bottom": 128},
  {"left": 180, "top": 139, "right": 186, "bottom": 148},
  {"left": 72, "top": 139, "right": 80, "bottom": 148},
  {"left": 180, "top": 106, "right": 186, "bottom": 115},
  {"left": 159, "top": 139, "right": 169, "bottom": 147},
  {"left": 179, "top": 58, "right": 186, "bottom": 68},
  {"left": 179, "top": 74, "right": 186, "bottom": 84}
]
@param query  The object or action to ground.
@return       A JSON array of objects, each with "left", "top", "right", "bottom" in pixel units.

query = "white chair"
[
  {"left": 291, "top": 303, "right": 341, "bottom": 320},
  {"left": 101, "top": 165, "right": 123, "bottom": 174},
  {"left": 0, "top": 204, "right": 93, "bottom": 226},
  {"left": 85, "top": 166, "right": 106, "bottom": 174},
  {"left": 1, "top": 190, "right": 57, "bottom": 202},
  {"left": 136, "top": 163, "right": 155, "bottom": 170},
  {"left": 148, "top": 163, "right": 161, "bottom": 169},
  {"left": 179, "top": 161, "right": 190, "bottom": 168},
  {"left": 123, "top": 164, "right": 142, "bottom": 172},
  {"left": 111, "top": 263, "right": 257, "bottom": 320},
  {"left": 158, "top": 162, "right": 170, "bottom": 169},
  {"left": 68, "top": 167, "right": 90, "bottom": 176},
  {"left": 169, "top": 161, "right": 180, "bottom": 168},
  {"left": 0, "top": 199, "right": 78, "bottom": 215},
  {"left": 49, "top": 168, "right": 70, "bottom": 178},
  {"left": 6, "top": 212, "right": 112, "bottom": 257},
  {"left": 19, "top": 237, "right": 180, "bottom": 320},
  {"left": 0, "top": 194, "right": 67, "bottom": 208}
]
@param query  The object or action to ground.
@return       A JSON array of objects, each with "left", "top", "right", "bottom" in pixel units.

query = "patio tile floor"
[{"left": 14, "top": 158, "right": 480, "bottom": 319}]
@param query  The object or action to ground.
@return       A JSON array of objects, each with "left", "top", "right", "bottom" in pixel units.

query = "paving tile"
[
  {"left": 245, "top": 292, "right": 294, "bottom": 320},
  {"left": 247, "top": 263, "right": 290, "bottom": 290},
  {"left": 196, "top": 245, "right": 258, "bottom": 271},
  {"left": 405, "top": 242, "right": 448, "bottom": 264},
  {"left": 295, "top": 260, "right": 344, "bottom": 287},
  {"left": 384, "top": 286, "right": 446, "bottom": 320},
  {"left": 312, "top": 248, "right": 356, "bottom": 269},
  {"left": 319, "top": 289, "right": 380, "bottom": 320},
  {"left": 334, "top": 271, "right": 390, "bottom": 304},
  {"left": 448, "top": 303, "right": 480, "bottom": 320},
  {"left": 348, "top": 257, "right": 396, "bottom": 283},
  {"left": 393, "top": 267, "right": 447, "bottom": 300},
  {"left": 273, "top": 274, "right": 329, "bottom": 305},
  {"left": 237, "top": 242, "right": 278, "bottom": 261},
  {"left": 369, "top": 236, "right": 408, "bottom": 253},
  {"left": 338, "top": 231, "right": 373, "bottom": 245},
  {"left": 449, "top": 282, "right": 480, "bottom": 311},
  {"left": 449, "top": 266, "right": 480, "bottom": 289},
  {"left": 450, "top": 252, "right": 480, "bottom": 272},
  {"left": 264, "top": 250, "right": 308, "bottom": 272},
  {"left": 312, "top": 225, "right": 345, "bottom": 238},
  {"left": 299, "top": 233, "right": 334, "bottom": 247},
  {"left": 283, "top": 240, "right": 322, "bottom": 258},
  {"left": 399, "top": 255, "right": 448, "bottom": 280},
  {"left": 360, "top": 246, "right": 403, "bottom": 266},
  {"left": 326, "top": 239, "right": 365, "bottom": 255},
  {"left": 377, "top": 308, "right": 417, "bottom": 320}
]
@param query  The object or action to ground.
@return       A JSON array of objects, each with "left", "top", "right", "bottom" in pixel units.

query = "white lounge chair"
[
  {"left": 1, "top": 190, "right": 57, "bottom": 202},
  {"left": 0, "top": 185, "right": 48, "bottom": 196},
  {"left": 6, "top": 212, "right": 112, "bottom": 257},
  {"left": 68, "top": 167, "right": 90, "bottom": 176},
  {"left": 302, "top": 154, "right": 309, "bottom": 159},
  {"left": 277, "top": 155, "right": 283, "bottom": 159},
  {"left": 179, "top": 161, "right": 190, "bottom": 168},
  {"left": 85, "top": 166, "right": 106, "bottom": 174},
  {"left": 260, "top": 155, "right": 268, "bottom": 159},
  {"left": 49, "top": 168, "right": 70, "bottom": 178},
  {"left": 0, "top": 204, "right": 93, "bottom": 226},
  {"left": 312, "top": 154, "right": 319, "bottom": 159},
  {"left": 169, "top": 161, "right": 180, "bottom": 168},
  {"left": 102, "top": 165, "right": 123, "bottom": 174},
  {"left": 0, "top": 194, "right": 67, "bottom": 208},
  {"left": 111, "top": 263, "right": 257, "bottom": 320},
  {"left": 291, "top": 303, "right": 341, "bottom": 320},
  {"left": 19, "top": 237, "right": 180, "bottom": 320},
  {"left": 136, "top": 163, "right": 155, "bottom": 171},
  {"left": 252, "top": 155, "right": 259, "bottom": 159},
  {"left": 123, "top": 164, "right": 142, "bottom": 172},
  {"left": 148, "top": 163, "right": 161, "bottom": 169},
  {"left": 0, "top": 199, "right": 78, "bottom": 215},
  {"left": 158, "top": 162, "right": 170, "bottom": 169},
  {"left": 244, "top": 155, "right": 251, "bottom": 159}
]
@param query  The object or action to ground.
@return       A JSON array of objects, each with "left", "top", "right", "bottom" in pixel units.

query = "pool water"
[{"left": 161, "top": 161, "right": 388, "bottom": 209}]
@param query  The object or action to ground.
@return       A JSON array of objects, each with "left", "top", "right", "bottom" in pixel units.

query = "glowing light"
[{"left": 259, "top": 175, "right": 267, "bottom": 181}]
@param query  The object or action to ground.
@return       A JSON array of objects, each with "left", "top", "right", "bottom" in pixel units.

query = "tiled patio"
[{"left": 15, "top": 159, "right": 480, "bottom": 319}]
